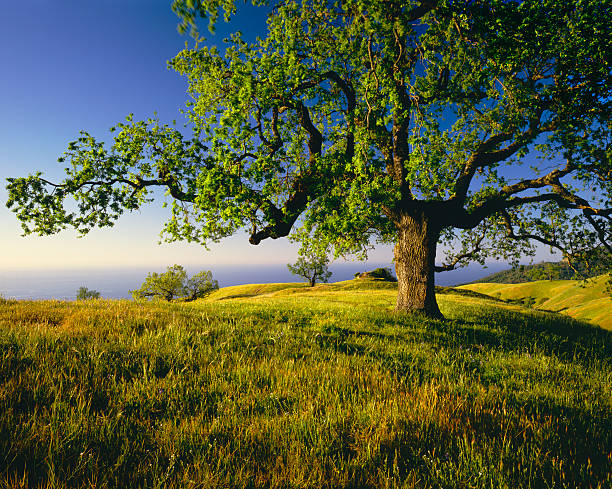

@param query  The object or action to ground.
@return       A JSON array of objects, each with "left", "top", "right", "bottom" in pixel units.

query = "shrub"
[
  {"left": 131, "top": 265, "right": 218, "bottom": 301},
  {"left": 355, "top": 268, "right": 397, "bottom": 282},
  {"left": 76, "top": 286, "right": 101, "bottom": 300}
]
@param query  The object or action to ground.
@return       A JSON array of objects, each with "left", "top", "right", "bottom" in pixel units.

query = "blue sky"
[
  {"left": 0, "top": 0, "right": 328, "bottom": 269},
  {"left": 0, "top": 0, "right": 556, "bottom": 272}
]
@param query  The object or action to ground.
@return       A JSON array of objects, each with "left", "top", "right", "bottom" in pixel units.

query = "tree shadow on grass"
[
  {"left": 312, "top": 302, "right": 610, "bottom": 364},
  {"left": 307, "top": 311, "right": 611, "bottom": 487},
  {"left": 371, "top": 395, "right": 611, "bottom": 488},
  {"left": 306, "top": 303, "right": 611, "bottom": 397},
  {"left": 447, "top": 307, "right": 610, "bottom": 363},
  {"left": 379, "top": 303, "right": 612, "bottom": 365}
]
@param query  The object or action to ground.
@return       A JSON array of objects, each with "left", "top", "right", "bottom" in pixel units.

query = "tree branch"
[
  {"left": 584, "top": 214, "right": 612, "bottom": 254},
  {"left": 406, "top": 1, "right": 438, "bottom": 22},
  {"left": 452, "top": 109, "right": 556, "bottom": 205},
  {"left": 500, "top": 208, "right": 571, "bottom": 256},
  {"left": 435, "top": 227, "right": 487, "bottom": 272}
]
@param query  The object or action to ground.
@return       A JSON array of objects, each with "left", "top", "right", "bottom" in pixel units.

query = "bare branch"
[
  {"left": 452, "top": 110, "right": 556, "bottom": 205},
  {"left": 254, "top": 106, "right": 283, "bottom": 154},
  {"left": 584, "top": 214, "right": 612, "bottom": 254}
]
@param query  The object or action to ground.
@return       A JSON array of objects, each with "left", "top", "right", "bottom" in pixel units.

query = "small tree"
[
  {"left": 76, "top": 286, "right": 100, "bottom": 300},
  {"left": 288, "top": 254, "right": 332, "bottom": 287},
  {"left": 131, "top": 264, "right": 187, "bottom": 301},
  {"left": 131, "top": 264, "right": 218, "bottom": 301},
  {"left": 184, "top": 270, "right": 219, "bottom": 301}
]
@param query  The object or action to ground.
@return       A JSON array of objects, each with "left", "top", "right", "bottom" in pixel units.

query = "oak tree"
[
  {"left": 288, "top": 253, "right": 332, "bottom": 287},
  {"left": 6, "top": 0, "right": 611, "bottom": 318},
  {"left": 184, "top": 270, "right": 219, "bottom": 300},
  {"left": 131, "top": 265, "right": 189, "bottom": 301},
  {"left": 131, "top": 265, "right": 218, "bottom": 301},
  {"left": 76, "top": 286, "right": 101, "bottom": 300}
]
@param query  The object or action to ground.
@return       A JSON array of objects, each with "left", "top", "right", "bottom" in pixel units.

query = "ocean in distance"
[{"left": 0, "top": 262, "right": 508, "bottom": 301}]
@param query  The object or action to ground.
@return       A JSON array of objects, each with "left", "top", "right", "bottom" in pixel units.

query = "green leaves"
[
  {"left": 5, "top": 0, "right": 611, "bottom": 276},
  {"left": 287, "top": 252, "right": 331, "bottom": 286},
  {"left": 130, "top": 264, "right": 218, "bottom": 301},
  {"left": 76, "top": 286, "right": 101, "bottom": 300}
]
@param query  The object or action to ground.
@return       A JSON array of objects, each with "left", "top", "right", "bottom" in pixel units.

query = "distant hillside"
[
  {"left": 471, "top": 260, "right": 602, "bottom": 284},
  {"left": 460, "top": 274, "right": 612, "bottom": 330}
]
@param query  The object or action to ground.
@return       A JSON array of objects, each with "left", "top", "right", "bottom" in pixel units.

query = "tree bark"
[{"left": 394, "top": 212, "right": 443, "bottom": 318}]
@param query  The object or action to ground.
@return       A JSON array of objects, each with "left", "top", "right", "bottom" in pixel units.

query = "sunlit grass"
[
  {"left": 0, "top": 281, "right": 610, "bottom": 488},
  {"left": 461, "top": 274, "right": 612, "bottom": 330}
]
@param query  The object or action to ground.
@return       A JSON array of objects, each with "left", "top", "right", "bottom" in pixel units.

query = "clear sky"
[
  {"left": 0, "top": 0, "right": 362, "bottom": 270},
  {"left": 0, "top": 0, "right": 555, "bottom": 272}
]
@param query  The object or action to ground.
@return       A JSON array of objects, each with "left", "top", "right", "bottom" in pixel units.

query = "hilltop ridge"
[{"left": 470, "top": 257, "right": 609, "bottom": 284}]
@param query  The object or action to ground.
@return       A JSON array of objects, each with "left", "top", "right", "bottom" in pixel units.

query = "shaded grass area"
[
  {"left": 460, "top": 274, "right": 612, "bottom": 330},
  {"left": 0, "top": 285, "right": 610, "bottom": 488}
]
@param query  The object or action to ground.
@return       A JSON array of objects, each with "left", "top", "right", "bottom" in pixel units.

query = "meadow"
[
  {"left": 461, "top": 274, "right": 612, "bottom": 331},
  {"left": 0, "top": 279, "right": 610, "bottom": 488}
]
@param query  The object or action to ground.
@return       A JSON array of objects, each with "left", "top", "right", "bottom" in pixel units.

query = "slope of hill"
[
  {"left": 0, "top": 279, "right": 610, "bottom": 488},
  {"left": 206, "top": 282, "right": 309, "bottom": 300},
  {"left": 470, "top": 261, "right": 602, "bottom": 284},
  {"left": 460, "top": 274, "right": 612, "bottom": 330}
]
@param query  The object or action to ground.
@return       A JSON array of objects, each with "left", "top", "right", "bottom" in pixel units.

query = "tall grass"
[{"left": 0, "top": 286, "right": 610, "bottom": 488}]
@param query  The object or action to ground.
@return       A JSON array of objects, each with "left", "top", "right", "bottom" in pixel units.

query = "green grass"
[
  {"left": 0, "top": 281, "right": 610, "bottom": 488},
  {"left": 206, "top": 282, "right": 311, "bottom": 300},
  {"left": 460, "top": 274, "right": 612, "bottom": 330}
]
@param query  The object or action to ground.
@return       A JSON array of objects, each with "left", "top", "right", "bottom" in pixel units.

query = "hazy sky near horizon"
[{"left": 0, "top": 0, "right": 557, "bottom": 271}]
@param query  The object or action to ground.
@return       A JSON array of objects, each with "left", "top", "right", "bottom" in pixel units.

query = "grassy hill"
[
  {"left": 470, "top": 254, "right": 610, "bottom": 284},
  {"left": 460, "top": 274, "right": 612, "bottom": 330},
  {"left": 469, "top": 261, "right": 570, "bottom": 284},
  {"left": 0, "top": 279, "right": 610, "bottom": 488}
]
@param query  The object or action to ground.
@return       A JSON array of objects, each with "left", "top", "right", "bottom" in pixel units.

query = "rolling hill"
[
  {"left": 460, "top": 274, "right": 612, "bottom": 330},
  {"left": 470, "top": 255, "right": 610, "bottom": 284}
]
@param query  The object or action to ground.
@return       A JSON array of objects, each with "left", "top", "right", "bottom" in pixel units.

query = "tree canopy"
[
  {"left": 131, "top": 265, "right": 218, "bottom": 301},
  {"left": 76, "top": 286, "right": 101, "bottom": 300},
  {"left": 6, "top": 0, "right": 611, "bottom": 317},
  {"left": 288, "top": 253, "right": 332, "bottom": 287}
]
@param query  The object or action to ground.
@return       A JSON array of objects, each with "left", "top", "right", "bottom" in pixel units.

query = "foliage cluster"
[
  {"left": 287, "top": 253, "right": 331, "bottom": 287},
  {"left": 0, "top": 286, "right": 610, "bottom": 488},
  {"left": 130, "top": 265, "right": 218, "bottom": 302},
  {"left": 471, "top": 250, "right": 611, "bottom": 294},
  {"left": 76, "top": 286, "right": 101, "bottom": 300},
  {"left": 472, "top": 262, "right": 586, "bottom": 284}
]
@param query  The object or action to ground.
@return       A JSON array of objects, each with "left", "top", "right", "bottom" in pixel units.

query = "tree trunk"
[{"left": 394, "top": 213, "right": 443, "bottom": 318}]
